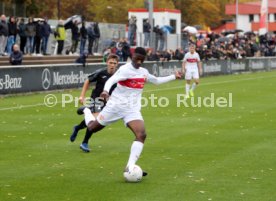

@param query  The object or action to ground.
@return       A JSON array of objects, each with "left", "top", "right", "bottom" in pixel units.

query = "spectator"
[
  {"left": 143, "top": 19, "right": 151, "bottom": 47},
  {"left": 121, "top": 37, "right": 131, "bottom": 61},
  {"left": 93, "top": 22, "right": 100, "bottom": 54},
  {"left": 102, "top": 47, "right": 111, "bottom": 62},
  {"left": 10, "top": 44, "right": 23, "bottom": 65},
  {"left": 181, "top": 30, "right": 189, "bottom": 52},
  {"left": 34, "top": 20, "right": 43, "bottom": 55},
  {"left": 18, "top": 18, "right": 27, "bottom": 54},
  {"left": 70, "top": 20, "right": 79, "bottom": 54},
  {"left": 0, "top": 14, "right": 8, "bottom": 56},
  {"left": 159, "top": 26, "right": 168, "bottom": 51},
  {"left": 25, "top": 17, "right": 36, "bottom": 55},
  {"left": 115, "top": 43, "right": 124, "bottom": 61},
  {"left": 87, "top": 23, "right": 95, "bottom": 55},
  {"left": 173, "top": 48, "right": 184, "bottom": 60},
  {"left": 147, "top": 49, "right": 159, "bottom": 61},
  {"left": 41, "top": 18, "right": 52, "bottom": 55},
  {"left": 55, "top": 19, "right": 66, "bottom": 55},
  {"left": 75, "top": 51, "right": 88, "bottom": 67},
  {"left": 153, "top": 25, "right": 162, "bottom": 51},
  {"left": 7, "top": 16, "right": 17, "bottom": 55},
  {"left": 128, "top": 16, "right": 137, "bottom": 46},
  {"left": 79, "top": 21, "right": 87, "bottom": 55}
]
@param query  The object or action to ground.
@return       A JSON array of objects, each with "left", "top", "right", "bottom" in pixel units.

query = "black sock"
[
  {"left": 76, "top": 120, "right": 87, "bottom": 130},
  {"left": 82, "top": 128, "right": 93, "bottom": 144}
]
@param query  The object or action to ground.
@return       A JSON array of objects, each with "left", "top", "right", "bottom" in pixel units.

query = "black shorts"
[
  {"left": 90, "top": 104, "right": 102, "bottom": 113},
  {"left": 87, "top": 99, "right": 105, "bottom": 113}
]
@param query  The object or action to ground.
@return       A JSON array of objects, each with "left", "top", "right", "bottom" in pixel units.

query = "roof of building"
[
  {"left": 128, "top": 8, "right": 181, "bottom": 14},
  {"left": 226, "top": 0, "right": 276, "bottom": 15}
]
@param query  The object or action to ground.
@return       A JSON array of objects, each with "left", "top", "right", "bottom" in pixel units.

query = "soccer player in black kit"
[{"left": 70, "top": 54, "right": 119, "bottom": 152}]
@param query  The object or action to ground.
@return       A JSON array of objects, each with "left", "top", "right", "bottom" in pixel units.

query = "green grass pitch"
[{"left": 0, "top": 71, "right": 276, "bottom": 201}]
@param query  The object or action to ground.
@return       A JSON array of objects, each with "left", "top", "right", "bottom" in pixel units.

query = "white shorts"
[
  {"left": 96, "top": 105, "right": 143, "bottom": 126},
  {"left": 185, "top": 68, "right": 199, "bottom": 80}
]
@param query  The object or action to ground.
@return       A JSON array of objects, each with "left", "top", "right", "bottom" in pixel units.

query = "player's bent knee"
[{"left": 136, "top": 131, "right": 147, "bottom": 142}]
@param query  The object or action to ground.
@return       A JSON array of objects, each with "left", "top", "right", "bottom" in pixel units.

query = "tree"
[{"left": 9, "top": 0, "right": 260, "bottom": 27}]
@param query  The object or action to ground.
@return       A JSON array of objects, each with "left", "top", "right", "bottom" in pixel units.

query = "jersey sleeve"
[
  {"left": 87, "top": 68, "right": 104, "bottom": 83},
  {"left": 183, "top": 53, "right": 188, "bottom": 62},
  {"left": 103, "top": 67, "right": 128, "bottom": 93},
  {"left": 146, "top": 69, "right": 175, "bottom": 85}
]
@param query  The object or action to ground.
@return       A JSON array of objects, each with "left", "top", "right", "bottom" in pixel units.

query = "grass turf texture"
[{"left": 0, "top": 71, "right": 276, "bottom": 201}]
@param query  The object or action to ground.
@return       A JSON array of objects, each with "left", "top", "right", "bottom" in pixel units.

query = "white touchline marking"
[
  {"left": 0, "top": 101, "right": 62, "bottom": 111},
  {"left": 144, "top": 74, "right": 276, "bottom": 93},
  {"left": 0, "top": 74, "right": 275, "bottom": 111}
]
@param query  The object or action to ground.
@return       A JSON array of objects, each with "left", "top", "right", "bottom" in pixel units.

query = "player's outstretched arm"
[
  {"left": 79, "top": 80, "right": 90, "bottom": 104},
  {"left": 147, "top": 71, "right": 181, "bottom": 85}
]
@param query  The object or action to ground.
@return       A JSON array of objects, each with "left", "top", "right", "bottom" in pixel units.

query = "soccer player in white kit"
[
  {"left": 78, "top": 47, "right": 182, "bottom": 176},
  {"left": 182, "top": 44, "right": 202, "bottom": 98}
]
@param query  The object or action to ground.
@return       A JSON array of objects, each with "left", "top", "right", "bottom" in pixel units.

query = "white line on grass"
[
  {"left": 0, "top": 74, "right": 275, "bottom": 111},
  {"left": 144, "top": 74, "right": 276, "bottom": 93}
]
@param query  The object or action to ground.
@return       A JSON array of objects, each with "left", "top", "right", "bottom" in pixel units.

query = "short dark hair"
[
  {"left": 134, "top": 47, "right": 147, "bottom": 56},
  {"left": 107, "top": 54, "right": 119, "bottom": 62}
]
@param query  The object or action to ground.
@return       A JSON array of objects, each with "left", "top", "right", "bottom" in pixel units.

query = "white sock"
[
  {"left": 83, "top": 108, "right": 95, "bottom": 126},
  {"left": 191, "top": 82, "right": 197, "bottom": 91},
  {"left": 126, "top": 141, "right": 144, "bottom": 167},
  {"left": 185, "top": 84, "right": 190, "bottom": 95}
]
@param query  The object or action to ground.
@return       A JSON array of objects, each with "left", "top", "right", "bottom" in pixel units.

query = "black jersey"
[{"left": 88, "top": 68, "right": 116, "bottom": 99}]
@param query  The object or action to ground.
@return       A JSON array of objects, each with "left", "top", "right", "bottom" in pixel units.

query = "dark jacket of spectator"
[
  {"left": 0, "top": 19, "right": 8, "bottom": 36},
  {"left": 36, "top": 22, "right": 43, "bottom": 38},
  {"left": 10, "top": 46, "right": 23, "bottom": 65},
  {"left": 93, "top": 22, "right": 100, "bottom": 38},
  {"left": 80, "top": 25, "right": 88, "bottom": 39},
  {"left": 18, "top": 20, "right": 27, "bottom": 37},
  {"left": 8, "top": 19, "right": 17, "bottom": 36},
  {"left": 25, "top": 22, "right": 36, "bottom": 37},
  {"left": 71, "top": 23, "right": 79, "bottom": 40},
  {"left": 41, "top": 21, "right": 52, "bottom": 37},
  {"left": 143, "top": 21, "right": 151, "bottom": 33},
  {"left": 75, "top": 52, "right": 88, "bottom": 67}
]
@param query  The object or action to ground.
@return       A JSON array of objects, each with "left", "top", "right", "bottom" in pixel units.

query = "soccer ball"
[{"left": 123, "top": 165, "right": 143, "bottom": 182}]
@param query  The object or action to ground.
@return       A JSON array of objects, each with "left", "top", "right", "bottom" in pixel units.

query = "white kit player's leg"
[
  {"left": 83, "top": 108, "right": 96, "bottom": 125},
  {"left": 189, "top": 69, "right": 199, "bottom": 97},
  {"left": 185, "top": 69, "right": 192, "bottom": 98},
  {"left": 191, "top": 82, "right": 197, "bottom": 91},
  {"left": 126, "top": 141, "right": 144, "bottom": 167},
  {"left": 185, "top": 83, "right": 190, "bottom": 97}
]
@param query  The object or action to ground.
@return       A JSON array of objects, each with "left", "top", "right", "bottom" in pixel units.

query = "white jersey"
[
  {"left": 183, "top": 52, "right": 200, "bottom": 70},
  {"left": 103, "top": 62, "right": 175, "bottom": 112}
]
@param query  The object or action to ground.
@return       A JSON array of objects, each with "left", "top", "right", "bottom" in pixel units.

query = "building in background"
[
  {"left": 214, "top": 0, "right": 276, "bottom": 33},
  {"left": 128, "top": 8, "right": 181, "bottom": 50}
]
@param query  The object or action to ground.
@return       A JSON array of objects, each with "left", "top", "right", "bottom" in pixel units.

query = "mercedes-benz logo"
[{"left": 42, "top": 68, "right": 51, "bottom": 90}]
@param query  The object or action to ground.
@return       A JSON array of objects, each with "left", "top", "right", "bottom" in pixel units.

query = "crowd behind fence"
[{"left": 1, "top": 14, "right": 276, "bottom": 66}]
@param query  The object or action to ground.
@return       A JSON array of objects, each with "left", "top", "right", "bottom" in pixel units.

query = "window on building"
[
  {"left": 249, "top": 14, "right": 254, "bottom": 22},
  {"left": 170, "top": 19, "right": 176, "bottom": 34}
]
